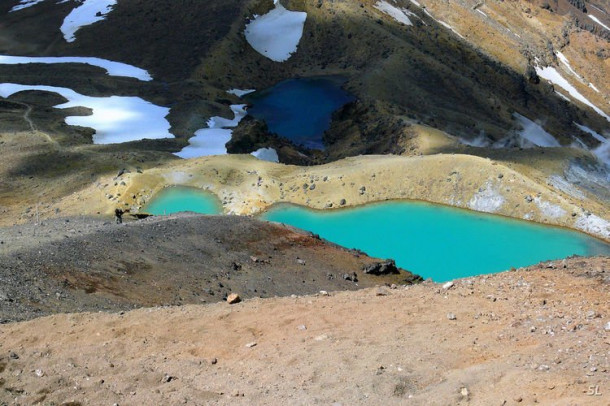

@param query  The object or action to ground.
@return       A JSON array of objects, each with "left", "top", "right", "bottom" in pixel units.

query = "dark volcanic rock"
[{"left": 363, "top": 260, "right": 401, "bottom": 276}]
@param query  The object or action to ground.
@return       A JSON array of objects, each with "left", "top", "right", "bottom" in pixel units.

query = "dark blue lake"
[{"left": 245, "top": 76, "right": 354, "bottom": 149}]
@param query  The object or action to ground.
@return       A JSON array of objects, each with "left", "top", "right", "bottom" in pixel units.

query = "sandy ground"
[{"left": 1, "top": 256, "right": 608, "bottom": 405}]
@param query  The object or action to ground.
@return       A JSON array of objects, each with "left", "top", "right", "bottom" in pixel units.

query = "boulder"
[{"left": 363, "top": 259, "right": 400, "bottom": 275}]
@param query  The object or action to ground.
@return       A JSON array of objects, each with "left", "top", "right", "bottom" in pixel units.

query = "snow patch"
[
  {"left": 556, "top": 51, "right": 580, "bottom": 79},
  {"left": 61, "top": 0, "right": 116, "bottom": 43},
  {"left": 374, "top": 1, "right": 414, "bottom": 25},
  {"left": 555, "top": 91, "right": 571, "bottom": 102},
  {"left": 575, "top": 213, "right": 610, "bottom": 239},
  {"left": 244, "top": 0, "right": 307, "bottom": 62},
  {"left": 0, "top": 55, "right": 152, "bottom": 81},
  {"left": 410, "top": 0, "right": 422, "bottom": 7},
  {"left": 548, "top": 175, "right": 585, "bottom": 199},
  {"left": 438, "top": 20, "right": 465, "bottom": 39},
  {"left": 459, "top": 133, "right": 491, "bottom": 147},
  {"left": 0, "top": 83, "right": 172, "bottom": 144},
  {"left": 251, "top": 147, "right": 279, "bottom": 163},
  {"left": 574, "top": 123, "right": 610, "bottom": 167},
  {"left": 10, "top": 0, "right": 45, "bottom": 12},
  {"left": 593, "top": 142, "right": 610, "bottom": 168},
  {"left": 227, "top": 88, "right": 256, "bottom": 97},
  {"left": 468, "top": 182, "right": 505, "bottom": 213},
  {"left": 535, "top": 66, "right": 610, "bottom": 122},
  {"left": 534, "top": 197, "right": 567, "bottom": 219},
  {"left": 589, "top": 83, "right": 600, "bottom": 93},
  {"left": 513, "top": 113, "right": 560, "bottom": 147},
  {"left": 175, "top": 105, "right": 247, "bottom": 159},
  {"left": 588, "top": 15, "right": 610, "bottom": 31},
  {"left": 574, "top": 123, "right": 607, "bottom": 144}
]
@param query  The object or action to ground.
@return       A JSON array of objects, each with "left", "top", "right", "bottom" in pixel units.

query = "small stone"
[
  {"left": 530, "top": 326, "right": 537, "bottom": 332},
  {"left": 297, "top": 324, "right": 307, "bottom": 330},
  {"left": 604, "top": 321, "right": 610, "bottom": 331},
  {"left": 210, "top": 358, "right": 218, "bottom": 365},
  {"left": 227, "top": 293, "right": 241, "bottom": 304},
  {"left": 447, "top": 313, "right": 457, "bottom": 320},
  {"left": 375, "top": 288, "right": 388, "bottom": 296},
  {"left": 319, "top": 290, "right": 329, "bottom": 296},
  {"left": 460, "top": 387, "right": 469, "bottom": 397},
  {"left": 442, "top": 281, "right": 454, "bottom": 290},
  {"left": 245, "top": 342, "right": 257, "bottom": 348},
  {"left": 585, "top": 310, "right": 599, "bottom": 319},
  {"left": 9, "top": 352, "right": 19, "bottom": 360},
  {"left": 162, "top": 374, "right": 175, "bottom": 383},
  {"left": 514, "top": 396, "right": 523, "bottom": 403},
  {"left": 339, "top": 198, "right": 346, "bottom": 206},
  {"left": 297, "top": 258, "right": 306, "bottom": 265},
  {"left": 342, "top": 272, "right": 358, "bottom": 282},
  {"left": 35, "top": 369, "right": 44, "bottom": 377},
  {"left": 250, "top": 256, "right": 259, "bottom": 263},
  {"left": 538, "top": 364, "right": 550, "bottom": 371}
]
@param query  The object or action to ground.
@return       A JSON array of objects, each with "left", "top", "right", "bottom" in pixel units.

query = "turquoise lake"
[
  {"left": 244, "top": 76, "right": 354, "bottom": 150},
  {"left": 143, "top": 187, "right": 221, "bottom": 215},
  {"left": 261, "top": 202, "right": 610, "bottom": 282}
]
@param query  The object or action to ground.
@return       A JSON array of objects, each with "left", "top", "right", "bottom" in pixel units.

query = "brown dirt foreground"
[{"left": 1, "top": 258, "right": 609, "bottom": 405}]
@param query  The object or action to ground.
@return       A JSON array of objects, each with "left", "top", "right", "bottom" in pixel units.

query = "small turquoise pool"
[
  {"left": 143, "top": 186, "right": 221, "bottom": 215},
  {"left": 244, "top": 76, "right": 354, "bottom": 150},
  {"left": 262, "top": 201, "right": 610, "bottom": 282}
]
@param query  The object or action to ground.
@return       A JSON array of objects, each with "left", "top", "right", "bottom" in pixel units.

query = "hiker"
[{"left": 115, "top": 208, "right": 124, "bottom": 224}]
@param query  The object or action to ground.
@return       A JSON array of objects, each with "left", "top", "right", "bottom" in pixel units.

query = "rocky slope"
[{"left": 0, "top": 213, "right": 420, "bottom": 323}]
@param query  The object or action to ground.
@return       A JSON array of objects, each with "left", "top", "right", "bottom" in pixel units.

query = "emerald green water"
[
  {"left": 144, "top": 187, "right": 221, "bottom": 215},
  {"left": 262, "top": 202, "right": 610, "bottom": 282}
]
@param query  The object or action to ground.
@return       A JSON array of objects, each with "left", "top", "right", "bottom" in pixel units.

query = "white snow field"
[
  {"left": 175, "top": 105, "right": 248, "bottom": 159},
  {"left": 374, "top": 1, "right": 414, "bottom": 26},
  {"left": 456, "top": 115, "right": 561, "bottom": 149},
  {"left": 61, "top": 0, "right": 117, "bottom": 42},
  {"left": 0, "top": 83, "right": 172, "bottom": 144},
  {"left": 0, "top": 55, "right": 152, "bottom": 81},
  {"left": 251, "top": 147, "right": 279, "bottom": 162},
  {"left": 10, "top": 0, "right": 116, "bottom": 42},
  {"left": 513, "top": 114, "right": 561, "bottom": 147},
  {"left": 244, "top": 0, "right": 307, "bottom": 62},
  {"left": 589, "top": 15, "right": 610, "bottom": 31},
  {"left": 10, "top": 0, "right": 46, "bottom": 12},
  {"left": 536, "top": 66, "right": 610, "bottom": 122}
]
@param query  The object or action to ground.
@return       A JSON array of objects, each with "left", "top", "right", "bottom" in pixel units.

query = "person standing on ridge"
[{"left": 115, "top": 208, "right": 124, "bottom": 224}]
